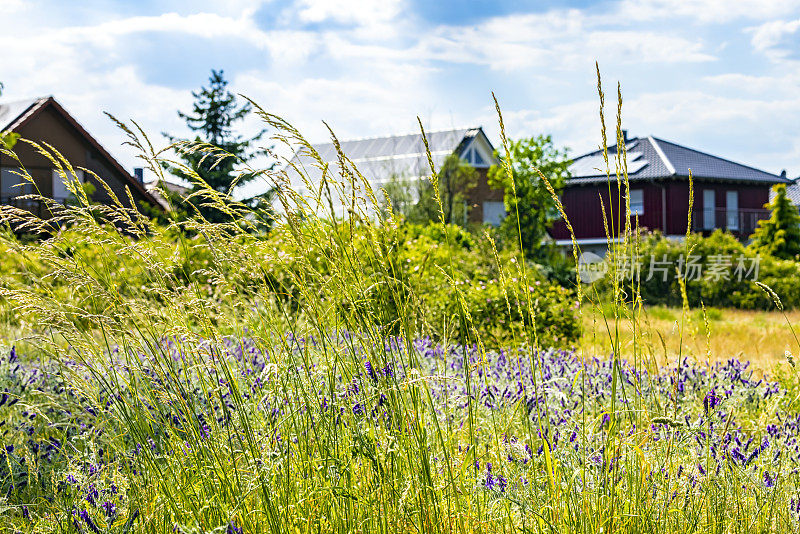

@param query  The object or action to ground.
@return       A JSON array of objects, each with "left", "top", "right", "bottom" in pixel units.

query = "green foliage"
[
  {"left": 381, "top": 154, "right": 478, "bottom": 226},
  {"left": 0, "top": 219, "right": 580, "bottom": 349},
  {"left": 163, "top": 70, "right": 272, "bottom": 223},
  {"left": 749, "top": 183, "right": 800, "bottom": 260},
  {"left": 595, "top": 230, "right": 800, "bottom": 309},
  {"left": 487, "top": 135, "right": 571, "bottom": 259}
]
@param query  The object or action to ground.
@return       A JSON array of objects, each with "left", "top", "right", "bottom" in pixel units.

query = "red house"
[{"left": 549, "top": 133, "right": 791, "bottom": 252}]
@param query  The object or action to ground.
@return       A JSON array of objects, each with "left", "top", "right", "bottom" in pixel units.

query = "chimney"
[
  {"left": 133, "top": 167, "right": 144, "bottom": 184},
  {"left": 780, "top": 169, "right": 787, "bottom": 179},
  {"left": 621, "top": 130, "right": 629, "bottom": 142}
]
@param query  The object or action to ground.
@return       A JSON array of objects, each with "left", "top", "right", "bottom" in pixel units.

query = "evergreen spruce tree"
[
  {"left": 164, "top": 70, "right": 272, "bottom": 223},
  {"left": 749, "top": 183, "right": 800, "bottom": 260}
]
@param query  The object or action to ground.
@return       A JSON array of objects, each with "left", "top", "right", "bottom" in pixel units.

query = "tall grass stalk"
[{"left": 0, "top": 79, "right": 797, "bottom": 533}]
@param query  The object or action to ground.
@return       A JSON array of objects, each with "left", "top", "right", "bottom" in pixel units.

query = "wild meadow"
[{"left": 0, "top": 86, "right": 799, "bottom": 534}]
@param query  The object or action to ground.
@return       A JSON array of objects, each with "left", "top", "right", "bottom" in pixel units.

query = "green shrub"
[{"left": 595, "top": 230, "right": 800, "bottom": 309}]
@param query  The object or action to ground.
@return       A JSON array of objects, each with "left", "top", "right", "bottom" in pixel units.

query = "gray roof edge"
[
  {"left": 0, "top": 96, "right": 50, "bottom": 131},
  {"left": 304, "top": 125, "right": 482, "bottom": 149},
  {"left": 651, "top": 135, "right": 785, "bottom": 181},
  {"left": 647, "top": 136, "right": 676, "bottom": 176}
]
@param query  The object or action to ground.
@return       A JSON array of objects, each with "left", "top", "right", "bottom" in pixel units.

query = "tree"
[
  {"left": 435, "top": 153, "right": 478, "bottom": 225},
  {"left": 164, "top": 69, "right": 272, "bottom": 223},
  {"left": 487, "top": 135, "right": 571, "bottom": 259},
  {"left": 381, "top": 154, "right": 477, "bottom": 226},
  {"left": 0, "top": 82, "right": 19, "bottom": 149},
  {"left": 748, "top": 183, "right": 800, "bottom": 260}
]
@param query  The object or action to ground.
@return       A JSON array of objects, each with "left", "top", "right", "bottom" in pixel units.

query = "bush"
[{"left": 595, "top": 230, "right": 800, "bottom": 309}]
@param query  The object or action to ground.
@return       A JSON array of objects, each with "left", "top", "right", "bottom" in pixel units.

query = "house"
[
  {"left": 549, "top": 133, "right": 792, "bottom": 253},
  {"left": 773, "top": 176, "right": 800, "bottom": 212},
  {"left": 145, "top": 177, "right": 191, "bottom": 210},
  {"left": 285, "top": 127, "right": 504, "bottom": 225},
  {"left": 0, "top": 96, "right": 160, "bottom": 219}
]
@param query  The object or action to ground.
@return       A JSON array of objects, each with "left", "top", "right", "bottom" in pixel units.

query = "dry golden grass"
[{"left": 581, "top": 304, "right": 800, "bottom": 371}]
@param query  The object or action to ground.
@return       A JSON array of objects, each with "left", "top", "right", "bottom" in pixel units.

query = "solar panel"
[{"left": 570, "top": 153, "right": 649, "bottom": 178}]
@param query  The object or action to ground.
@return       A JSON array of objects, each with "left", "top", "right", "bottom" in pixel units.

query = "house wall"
[
  {"left": 550, "top": 178, "right": 773, "bottom": 241},
  {"left": 549, "top": 181, "right": 666, "bottom": 240},
  {"left": 0, "top": 103, "right": 151, "bottom": 210},
  {"left": 466, "top": 168, "right": 504, "bottom": 224}
]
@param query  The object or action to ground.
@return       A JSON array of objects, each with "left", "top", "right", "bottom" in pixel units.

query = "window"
[
  {"left": 0, "top": 167, "right": 32, "bottom": 200},
  {"left": 483, "top": 201, "right": 506, "bottom": 226},
  {"left": 726, "top": 190, "right": 739, "bottom": 230},
  {"left": 629, "top": 189, "right": 644, "bottom": 215},
  {"left": 52, "top": 169, "right": 84, "bottom": 203},
  {"left": 703, "top": 189, "right": 716, "bottom": 230},
  {"left": 462, "top": 144, "right": 489, "bottom": 168}
]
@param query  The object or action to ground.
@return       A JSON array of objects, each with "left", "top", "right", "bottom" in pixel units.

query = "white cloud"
[
  {"left": 618, "top": 0, "right": 800, "bottom": 23},
  {"left": 749, "top": 18, "right": 800, "bottom": 62},
  {"left": 1, "top": 0, "right": 799, "bottom": 183},
  {"left": 412, "top": 11, "right": 715, "bottom": 71}
]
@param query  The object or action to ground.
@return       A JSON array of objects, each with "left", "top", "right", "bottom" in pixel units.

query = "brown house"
[
  {"left": 549, "top": 133, "right": 792, "bottom": 253},
  {"left": 0, "top": 96, "right": 160, "bottom": 217},
  {"left": 285, "top": 127, "right": 505, "bottom": 224}
]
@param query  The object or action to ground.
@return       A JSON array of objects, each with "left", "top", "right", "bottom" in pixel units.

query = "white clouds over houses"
[{"left": 0, "top": 0, "right": 799, "bottom": 184}]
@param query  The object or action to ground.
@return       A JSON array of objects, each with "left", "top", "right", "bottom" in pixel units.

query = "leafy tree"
[
  {"left": 749, "top": 183, "right": 800, "bottom": 260},
  {"left": 435, "top": 153, "right": 478, "bottom": 225},
  {"left": 382, "top": 154, "right": 477, "bottom": 226},
  {"left": 0, "top": 82, "right": 19, "bottom": 149},
  {"left": 163, "top": 70, "right": 272, "bottom": 223},
  {"left": 487, "top": 135, "right": 571, "bottom": 259}
]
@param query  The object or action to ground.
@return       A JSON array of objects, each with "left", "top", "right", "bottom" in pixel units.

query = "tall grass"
[{"left": 0, "top": 73, "right": 798, "bottom": 533}]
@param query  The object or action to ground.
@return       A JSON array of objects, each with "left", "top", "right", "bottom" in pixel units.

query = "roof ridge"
[
  {"left": 651, "top": 135, "right": 782, "bottom": 179},
  {"left": 646, "top": 136, "right": 676, "bottom": 176}
]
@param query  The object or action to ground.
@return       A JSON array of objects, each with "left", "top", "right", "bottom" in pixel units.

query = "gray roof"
[
  {"left": 778, "top": 178, "right": 800, "bottom": 206},
  {"left": 0, "top": 97, "right": 47, "bottom": 132},
  {"left": 569, "top": 136, "right": 789, "bottom": 185},
  {"left": 286, "top": 127, "right": 491, "bottom": 188}
]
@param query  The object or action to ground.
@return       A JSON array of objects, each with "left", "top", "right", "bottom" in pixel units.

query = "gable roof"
[
  {"left": 1, "top": 96, "right": 160, "bottom": 208},
  {"left": 568, "top": 136, "right": 790, "bottom": 185},
  {"left": 286, "top": 127, "right": 495, "bottom": 187},
  {"left": 0, "top": 97, "right": 47, "bottom": 132}
]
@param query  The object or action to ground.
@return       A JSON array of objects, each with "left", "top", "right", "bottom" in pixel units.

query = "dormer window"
[{"left": 463, "top": 145, "right": 487, "bottom": 167}]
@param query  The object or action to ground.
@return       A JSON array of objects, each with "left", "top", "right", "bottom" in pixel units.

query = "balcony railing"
[
  {"left": 551, "top": 205, "right": 770, "bottom": 241},
  {"left": 690, "top": 208, "right": 769, "bottom": 235}
]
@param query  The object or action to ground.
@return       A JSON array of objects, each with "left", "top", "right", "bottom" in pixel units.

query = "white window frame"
[
  {"left": 726, "top": 190, "right": 739, "bottom": 231},
  {"left": 703, "top": 189, "right": 716, "bottom": 230},
  {"left": 629, "top": 189, "right": 644, "bottom": 216},
  {"left": 52, "top": 169, "right": 84, "bottom": 203},
  {"left": 482, "top": 201, "right": 506, "bottom": 226}
]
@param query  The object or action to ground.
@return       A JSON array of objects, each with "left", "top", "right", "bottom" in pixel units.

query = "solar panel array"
[
  {"left": 286, "top": 128, "right": 478, "bottom": 188},
  {"left": 569, "top": 151, "right": 648, "bottom": 178},
  {"left": 568, "top": 136, "right": 786, "bottom": 185}
]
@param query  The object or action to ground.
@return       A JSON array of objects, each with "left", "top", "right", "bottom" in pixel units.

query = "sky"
[{"left": 2, "top": 0, "right": 800, "bottom": 193}]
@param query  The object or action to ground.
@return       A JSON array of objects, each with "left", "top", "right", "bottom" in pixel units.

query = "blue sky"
[{"left": 2, "top": 0, "right": 800, "bottom": 190}]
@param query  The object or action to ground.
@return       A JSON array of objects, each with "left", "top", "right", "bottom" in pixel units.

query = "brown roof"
[{"left": 1, "top": 96, "right": 161, "bottom": 209}]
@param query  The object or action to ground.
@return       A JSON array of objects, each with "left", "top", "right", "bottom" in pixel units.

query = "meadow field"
[
  {"left": 0, "top": 104, "right": 799, "bottom": 534},
  {"left": 583, "top": 305, "right": 800, "bottom": 370}
]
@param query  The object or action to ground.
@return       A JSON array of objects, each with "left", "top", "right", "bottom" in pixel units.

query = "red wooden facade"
[{"left": 549, "top": 179, "right": 772, "bottom": 241}]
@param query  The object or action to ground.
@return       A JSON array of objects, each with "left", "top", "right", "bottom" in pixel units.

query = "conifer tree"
[
  {"left": 164, "top": 70, "right": 272, "bottom": 223},
  {"left": 749, "top": 183, "right": 800, "bottom": 260}
]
